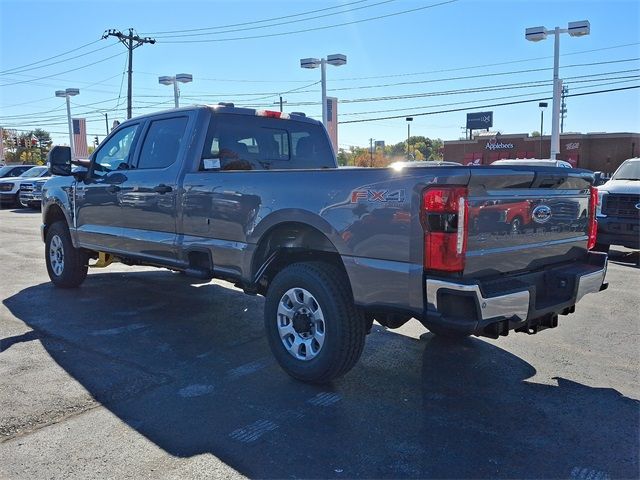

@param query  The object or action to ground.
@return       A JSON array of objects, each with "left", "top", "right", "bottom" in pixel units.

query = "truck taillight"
[
  {"left": 588, "top": 186, "right": 598, "bottom": 250},
  {"left": 421, "top": 186, "right": 468, "bottom": 272}
]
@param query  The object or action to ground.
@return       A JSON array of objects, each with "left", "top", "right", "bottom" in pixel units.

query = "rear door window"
[{"left": 201, "top": 115, "right": 334, "bottom": 170}]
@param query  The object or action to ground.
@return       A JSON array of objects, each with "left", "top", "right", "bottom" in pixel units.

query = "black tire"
[
  {"left": 264, "top": 261, "right": 366, "bottom": 384},
  {"left": 593, "top": 243, "right": 610, "bottom": 254},
  {"left": 45, "top": 221, "right": 88, "bottom": 288}
]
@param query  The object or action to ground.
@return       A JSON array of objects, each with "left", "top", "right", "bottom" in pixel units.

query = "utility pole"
[
  {"left": 102, "top": 29, "right": 155, "bottom": 119},
  {"left": 369, "top": 138, "right": 374, "bottom": 167},
  {"left": 104, "top": 113, "right": 109, "bottom": 135},
  {"left": 273, "top": 96, "right": 287, "bottom": 112},
  {"left": 560, "top": 84, "right": 568, "bottom": 133}
]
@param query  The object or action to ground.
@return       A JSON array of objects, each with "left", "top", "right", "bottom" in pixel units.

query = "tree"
[
  {"left": 3, "top": 129, "right": 53, "bottom": 165},
  {"left": 531, "top": 131, "right": 541, "bottom": 137},
  {"left": 337, "top": 148, "right": 351, "bottom": 166}
]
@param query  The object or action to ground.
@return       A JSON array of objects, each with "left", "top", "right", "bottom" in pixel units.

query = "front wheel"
[
  {"left": 264, "top": 262, "right": 366, "bottom": 384},
  {"left": 45, "top": 221, "right": 88, "bottom": 288}
]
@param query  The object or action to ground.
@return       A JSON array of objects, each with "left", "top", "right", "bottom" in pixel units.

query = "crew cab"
[
  {"left": 41, "top": 105, "right": 608, "bottom": 383},
  {"left": 596, "top": 157, "right": 640, "bottom": 252}
]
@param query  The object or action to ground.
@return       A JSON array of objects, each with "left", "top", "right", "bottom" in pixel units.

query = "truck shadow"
[
  {"left": 608, "top": 248, "right": 639, "bottom": 267},
  {"left": 3, "top": 270, "right": 638, "bottom": 479}
]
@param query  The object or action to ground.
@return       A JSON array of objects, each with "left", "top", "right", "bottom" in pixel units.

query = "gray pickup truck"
[{"left": 42, "top": 104, "right": 608, "bottom": 383}]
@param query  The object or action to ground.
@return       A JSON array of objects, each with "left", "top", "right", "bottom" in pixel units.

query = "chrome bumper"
[
  {"left": 426, "top": 279, "right": 530, "bottom": 321},
  {"left": 426, "top": 257, "right": 607, "bottom": 323}
]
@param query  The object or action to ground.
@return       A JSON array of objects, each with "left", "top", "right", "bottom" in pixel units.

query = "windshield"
[
  {"left": 612, "top": 160, "right": 640, "bottom": 180},
  {"left": 20, "top": 166, "right": 48, "bottom": 178}
]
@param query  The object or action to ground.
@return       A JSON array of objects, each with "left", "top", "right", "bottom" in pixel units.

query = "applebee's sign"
[{"left": 485, "top": 138, "right": 514, "bottom": 151}]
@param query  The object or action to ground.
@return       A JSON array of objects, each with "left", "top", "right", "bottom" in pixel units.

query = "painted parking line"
[
  {"left": 307, "top": 392, "right": 342, "bottom": 407},
  {"left": 570, "top": 467, "right": 611, "bottom": 480},
  {"left": 229, "top": 419, "right": 279, "bottom": 443}
]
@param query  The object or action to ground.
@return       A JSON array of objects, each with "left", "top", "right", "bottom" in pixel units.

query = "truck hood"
[{"left": 598, "top": 179, "right": 640, "bottom": 194}]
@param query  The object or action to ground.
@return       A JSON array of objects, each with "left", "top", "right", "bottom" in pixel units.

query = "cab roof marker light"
[{"left": 255, "top": 110, "right": 290, "bottom": 120}]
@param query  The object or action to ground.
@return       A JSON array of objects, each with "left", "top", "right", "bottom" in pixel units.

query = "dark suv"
[{"left": 596, "top": 158, "right": 640, "bottom": 252}]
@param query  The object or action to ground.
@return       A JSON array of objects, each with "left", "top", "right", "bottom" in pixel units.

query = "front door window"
[{"left": 93, "top": 125, "right": 139, "bottom": 175}]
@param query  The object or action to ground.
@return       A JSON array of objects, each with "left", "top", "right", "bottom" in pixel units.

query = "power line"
[
  {"left": 328, "top": 58, "right": 639, "bottom": 92},
  {"left": 0, "top": 52, "right": 126, "bottom": 87},
  {"left": 338, "top": 85, "right": 640, "bottom": 124},
  {"left": 331, "top": 42, "right": 640, "bottom": 82},
  {"left": 141, "top": 0, "right": 372, "bottom": 35},
  {"left": 338, "top": 78, "right": 640, "bottom": 118},
  {"left": 0, "top": 43, "right": 118, "bottom": 77},
  {"left": 152, "top": 0, "right": 398, "bottom": 39},
  {"left": 137, "top": 41, "right": 640, "bottom": 86},
  {"left": 335, "top": 69, "right": 640, "bottom": 104},
  {"left": 2, "top": 70, "right": 634, "bottom": 124},
  {"left": 159, "top": 0, "right": 458, "bottom": 43},
  {"left": 0, "top": 39, "right": 102, "bottom": 75}
]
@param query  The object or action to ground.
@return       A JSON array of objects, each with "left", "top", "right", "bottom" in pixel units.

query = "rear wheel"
[
  {"left": 264, "top": 261, "right": 366, "bottom": 383},
  {"left": 45, "top": 221, "right": 88, "bottom": 288}
]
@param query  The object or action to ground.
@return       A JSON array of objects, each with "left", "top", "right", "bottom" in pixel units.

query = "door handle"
[
  {"left": 153, "top": 184, "right": 173, "bottom": 194},
  {"left": 106, "top": 185, "right": 121, "bottom": 193}
]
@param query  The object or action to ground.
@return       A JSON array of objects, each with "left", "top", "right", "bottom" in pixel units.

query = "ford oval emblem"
[{"left": 532, "top": 205, "right": 552, "bottom": 224}]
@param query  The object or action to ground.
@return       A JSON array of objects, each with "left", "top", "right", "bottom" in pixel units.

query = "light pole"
[
  {"left": 158, "top": 73, "right": 193, "bottom": 108},
  {"left": 300, "top": 54, "right": 347, "bottom": 127},
  {"left": 526, "top": 20, "right": 590, "bottom": 159},
  {"left": 406, "top": 117, "right": 413, "bottom": 160},
  {"left": 538, "top": 102, "right": 548, "bottom": 158},
  {"left": 55, "top": 88, "right": 80, "bottom": 159}
]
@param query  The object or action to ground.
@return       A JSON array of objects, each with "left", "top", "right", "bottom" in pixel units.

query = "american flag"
[{"left": 72, "top": 118, "right": 88, "bottom": 158}]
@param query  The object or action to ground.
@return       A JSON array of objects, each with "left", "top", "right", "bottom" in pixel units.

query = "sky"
[{"left": 1, "top": 0, "right": 639, "bottom": 150}]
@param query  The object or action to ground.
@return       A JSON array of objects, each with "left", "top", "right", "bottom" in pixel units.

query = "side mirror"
[
  {"left": 47, "top": 146, "right": 72, "bottom": 176},
  {"left": 593, "top": 171, "right": 604, "bottom": 186}
]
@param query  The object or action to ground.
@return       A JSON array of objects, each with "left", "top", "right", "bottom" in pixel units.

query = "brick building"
[{"left": 443, "top": 132, "right": 639, "bottom": 173}]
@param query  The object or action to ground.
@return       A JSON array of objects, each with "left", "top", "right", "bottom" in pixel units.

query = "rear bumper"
[
  {"left": 597, "top": 216, "right": 640, "bottom": 249},
  {"left": 423, "top": 251, "right": 608, "bottom": 338}
]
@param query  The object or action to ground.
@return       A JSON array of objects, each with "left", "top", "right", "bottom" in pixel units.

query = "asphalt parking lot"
[{"left": 0, "top": 208, "right": 638, "bottom": 479}]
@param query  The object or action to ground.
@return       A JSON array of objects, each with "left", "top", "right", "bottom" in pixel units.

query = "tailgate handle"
[{"left": 153, "top": 184, "right": 173, "bottom": 194}]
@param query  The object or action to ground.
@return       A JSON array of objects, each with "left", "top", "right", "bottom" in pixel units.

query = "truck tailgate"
[{"left": 464, "top": 167, "right": 594, "bottom": 278}]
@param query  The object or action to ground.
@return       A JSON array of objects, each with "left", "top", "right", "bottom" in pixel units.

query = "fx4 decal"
[{"left": 351, "top": 189, "right": 406, "bottom": 203}]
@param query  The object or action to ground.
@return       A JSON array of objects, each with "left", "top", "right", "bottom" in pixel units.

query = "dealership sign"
[
  {"left": 466, "top": 111, "right": 493, "bottom": 129},
  {"left": 485, "top": 138, "right": 514, "bottom": 150}
]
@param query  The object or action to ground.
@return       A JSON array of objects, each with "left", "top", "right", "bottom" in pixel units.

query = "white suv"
[{"left": 0, "top": 166, "right": 49, "bottom": 208}]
